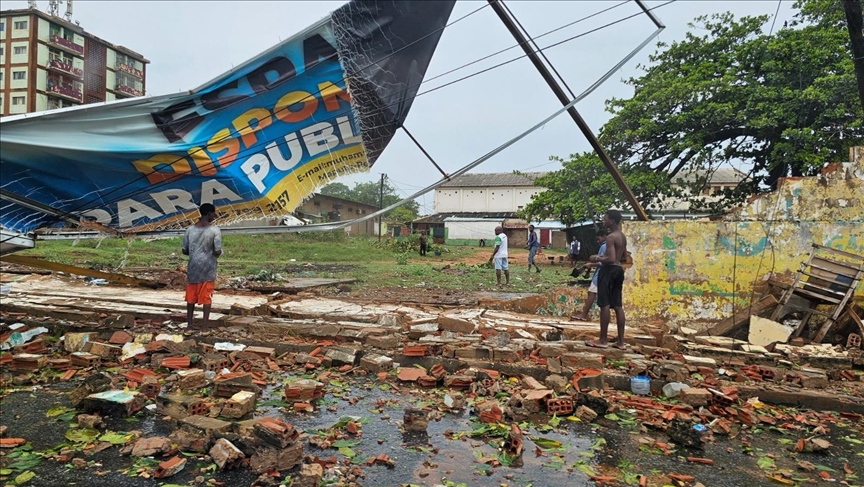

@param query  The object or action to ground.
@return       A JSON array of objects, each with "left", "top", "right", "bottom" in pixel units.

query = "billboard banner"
[{"left": 0, "top": 1, "right": 454, "bottom": 234}]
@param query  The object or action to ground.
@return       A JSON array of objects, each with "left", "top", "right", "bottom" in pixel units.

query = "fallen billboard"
[{"left": 0, "top": 0, "right": 454, "bottom": 235}]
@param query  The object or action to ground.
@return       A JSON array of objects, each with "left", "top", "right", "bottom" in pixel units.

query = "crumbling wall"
[{"left": 624, "top": 148, "right": 864, "bottom": 330}]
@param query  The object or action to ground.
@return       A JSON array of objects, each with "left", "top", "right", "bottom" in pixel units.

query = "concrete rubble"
[{"left": 1, "top": 277, "right": 863, "bottom": 486}]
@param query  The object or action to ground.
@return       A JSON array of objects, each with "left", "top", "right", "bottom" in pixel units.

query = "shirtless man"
[{"left": 586, "top": 209, "right": 627, "bottom": 349}]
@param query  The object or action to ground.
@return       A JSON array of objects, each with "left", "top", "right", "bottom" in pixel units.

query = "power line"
[{"left": 768, "top": 0, "right": 783, "bottom": 35}]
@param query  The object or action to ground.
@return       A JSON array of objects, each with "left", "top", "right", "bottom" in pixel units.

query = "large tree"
[
  {"left": 602, "top": 0, "right": 862, "bottom": 192},
  {"left": 524, "top": 0, "right": 863, "bottom": 223},
  {"left": 319, "top": 180, "right": 420, "bottom": 221}
]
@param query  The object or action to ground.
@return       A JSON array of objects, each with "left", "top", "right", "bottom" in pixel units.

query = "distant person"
[
  {"left": 568, "top": 236, "right": 581, "bottom": 266},
  {"left": 586, "top": 209, "right": 627, "bottom": 349},
  {"left": 419, "top": 231, "right": 427, "bottom": 256},
  {"left": 182, "top": 203, "right": 223, "bottom": 331},
  {"left": 488, "top": 226, "right": 509, "bottom": 286},
  {"left": 526, "top": 225, "right": 541, "bottom": 273},
  {"left": 570, "top": 230, "right": 606, "bottom": 321}
]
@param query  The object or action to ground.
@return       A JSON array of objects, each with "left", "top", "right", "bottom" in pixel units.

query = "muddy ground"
[{"left": 2, "top": 375, "right": 862, "bottom": 487}]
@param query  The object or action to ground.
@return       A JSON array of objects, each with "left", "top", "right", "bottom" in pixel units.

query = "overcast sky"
[{"left": 9, "top": 0, "right": 795, "bottom": 214}]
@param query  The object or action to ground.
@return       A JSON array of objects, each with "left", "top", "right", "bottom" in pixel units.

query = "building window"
[
  {"left": 12, "top": 96, "right": 25, "bottom": 105},
  {"left": 12, "top": 71, "right": 26, "bottom": 80},
  {"left": 0, "top": 22, "right": 5, "bottom": 31},
  {"left": 0, "top": 47, "right": 4, "bottom": 56},
  {"left": 14, "top": 21, "right": 28, "bottom": 30},
  {"left": 13, "top": 46, "right": 27, "bottom": 55}
]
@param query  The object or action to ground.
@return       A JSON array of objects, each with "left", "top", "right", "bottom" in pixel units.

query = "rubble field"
[{"left": 1, "top": 275, "right": 863, "bottom": 487}]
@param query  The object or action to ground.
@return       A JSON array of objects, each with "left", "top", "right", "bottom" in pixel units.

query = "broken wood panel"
[{"left": 704, "top": 294, "right": 778, "bottom": 337}]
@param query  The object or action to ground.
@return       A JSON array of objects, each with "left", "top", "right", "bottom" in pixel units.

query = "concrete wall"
[
  {"left": 433, "top": 186, "right": 544, "bottom": 213},
  {"left": 623, "top": 148, "right": 864, "bottom": 330},
  {"left": 445, "top": 219, "right": 499, "bottom": 241}
]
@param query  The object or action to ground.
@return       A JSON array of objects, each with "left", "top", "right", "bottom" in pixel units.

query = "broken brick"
[
  {"left": 209, "top": 438, "right": 244, "bottom": 470},
  {"left": 131, "top": 436, "right": 170, "bottom": 457},
  {"left": 402, "top": 345, "right": 428, "bottom": 357},
  {"left": 546, "top": 396, "right": 575, "bottom": 415},
  {"left": 108, "top": 330, "right": 133, "bottom": 345},
  {"left": 403, "top": 407, "right": 429, "bottom": 432},
  {"left": 161, "top": 355, "right": 191, "bottom": 370},
  {"left": 397, "top": 367, "right": 426, "bottom": 382},
  {"left": 283, "top": 379, "right": 323, "bottom": 401},
  {"left": 81, "top": 390, "right": 145, "bottom": 416},
  {"left": 153, "top": 455, "right": 186, "bottom": 478},
  {"left": 254, "top": 417, "right": 300, "bottom": 448},
  {"left": 221, "top": 391, "right": 256, "bottom": 419},
  {"left": 679, "top": 388, "right": 712, "bottom": 407},
  {"left": 175, "top": 368, "right": 206, "bottom": 390}
]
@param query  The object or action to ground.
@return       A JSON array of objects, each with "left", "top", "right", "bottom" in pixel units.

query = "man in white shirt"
[
  {"left": 488, "top": 225, "right": 509, "bottom": 286},
  {"left": 569, "top": 236, "right": 581, "bottom": 266}
]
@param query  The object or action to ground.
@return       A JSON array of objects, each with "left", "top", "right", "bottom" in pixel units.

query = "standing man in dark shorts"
[
  {"left": 586, "top": 209, "right": 627, "bottom": 349},
  {"left": 419, "top": 231, "right": 428, "bottom": 256},
  {"left": 182, "top": 203, "right": 223, "bottom": 330}
]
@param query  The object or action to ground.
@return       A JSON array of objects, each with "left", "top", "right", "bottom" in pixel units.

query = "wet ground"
[{"left": 1, "top": 377, "right": 862, "bottom": 487}]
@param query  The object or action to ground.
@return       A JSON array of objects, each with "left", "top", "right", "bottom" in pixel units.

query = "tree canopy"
[
  {"left": 522, "top": 0, "right": 863, "bottom": 225},
  {"left": 319, "top": 180, "right": 420, "bottom": 222}
]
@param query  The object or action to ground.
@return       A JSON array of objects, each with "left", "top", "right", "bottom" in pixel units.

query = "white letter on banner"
[
  {"left": 266, "top": 134, "right": 303, "bottom": 171},
  {"left": 151, "top": 188, "right": 198, "bottom": 215},
  {"left": 241, "top": 154, "right": 271, "bottom": 193},
  {"left": 200, "top": 180, "right": 242, "bottom": 205},
  {"left": 81, "top": 209, "right": 112, "bottom": 225},
  {"left": 301, "top": 122, "right": 340, "bottom": 157},
  {"left": 117, "top": 199, "right": 163, "bottom": 227},
  {"left": 336, "top": 116, "right": 361, "bottom": 145}
]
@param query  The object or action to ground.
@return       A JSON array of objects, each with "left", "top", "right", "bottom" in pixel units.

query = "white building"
[{"left": 433, "top": 172, "right": 545, "bottom": 213}]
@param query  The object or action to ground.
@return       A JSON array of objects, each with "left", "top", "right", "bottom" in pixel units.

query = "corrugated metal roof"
[
  {"left": 438, "top": 172, "right": 546, "bottom": 188},
  {"left": 412, "top": 212, "right": 517, "bottom": 224}
]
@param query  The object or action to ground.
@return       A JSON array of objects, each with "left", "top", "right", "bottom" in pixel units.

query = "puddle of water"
[{"left": 258, "top": 377, "right": 598, "bottom": 486}]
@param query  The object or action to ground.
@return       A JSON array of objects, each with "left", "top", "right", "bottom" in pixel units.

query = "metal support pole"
[
  {"left": 378, "top": 173, "right": 385, "bottom": 241},
  {"left": 487, "top": 0, "right": 649, "bottom": 221}
]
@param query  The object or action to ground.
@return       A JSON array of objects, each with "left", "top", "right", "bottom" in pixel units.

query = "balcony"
[
  {"left": 47, "top": 78, "right": 83, "bottom": 103},
  {"left": 47, "top": 59, "right": 83, "bottom": 79},
  {"left": 116, "top": 83, "right": 143, "bottom": 97},
  {"left": 49, "top": 34, "right": 84, "bottom": 56},
  {"left": 116, "top": 62, "right": 143, "bottom": 79}
]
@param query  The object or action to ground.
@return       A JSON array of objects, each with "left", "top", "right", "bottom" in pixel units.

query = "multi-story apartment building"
[{"left": 0, "top": 7, "right": 147, "bottom": 116}]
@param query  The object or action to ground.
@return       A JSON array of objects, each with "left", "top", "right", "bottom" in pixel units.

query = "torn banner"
[{"left": 0, "top": 0, "right": 454, "bottom": 234}]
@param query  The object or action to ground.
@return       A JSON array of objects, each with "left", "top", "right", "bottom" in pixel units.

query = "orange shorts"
[{"left": 185, "top": 281, "right": 214, "bottom": 305}]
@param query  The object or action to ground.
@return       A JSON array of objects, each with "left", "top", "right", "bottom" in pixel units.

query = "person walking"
[
  {"left": 568, "top": 236, "right": 581, "bottom": 266},
  {"left": 586, "top": 209, "right": 627, "bottom": 349},
  {"left": 570, "top": 230, "right": 606, "bottom": 321},
  {"left": 526, "top": 224, "right": 541, "bottom": 273},
  {"left": 182, "top": 203, "right": 223, "bottom": 331},
  {"left": 419, "top": 231, "right": 427, "bottom": 256},
  {"left": 488, "top": 225, "right": 510, "bottom": 286}
]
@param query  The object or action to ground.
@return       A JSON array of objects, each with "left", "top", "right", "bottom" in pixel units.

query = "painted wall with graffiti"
[{"left": 623, "top": 148, "right": 864, "bottom": 329}]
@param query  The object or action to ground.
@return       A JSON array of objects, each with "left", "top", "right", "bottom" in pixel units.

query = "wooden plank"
[
  {"left": 813, "top": 244, "right": 864, "bottom": 262},
  {"left": 790, "top": 287, "right": 841, "bottom": 305},
  {"left": 704, "top": 294, "right": 778, "bottom": 337}
]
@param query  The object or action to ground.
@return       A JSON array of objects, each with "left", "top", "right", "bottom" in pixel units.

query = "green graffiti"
[{"left": 662, "top": 235, "right": 676, "bottom": 271}]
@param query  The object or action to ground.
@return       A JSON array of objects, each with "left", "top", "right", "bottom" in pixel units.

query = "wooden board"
[{"left": 704, "top": 294, "right": 779, "bottom": 337}]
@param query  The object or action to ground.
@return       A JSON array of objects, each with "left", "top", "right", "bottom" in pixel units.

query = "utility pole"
[
  {"left": 378, "top": 174, "right": 385, "bottom": 242},
  {"left": 843, "top": 0, "right": 864, "bottom": 114},
  {"left": 486, "top": 0, "right": 650, "bottom": 221}
]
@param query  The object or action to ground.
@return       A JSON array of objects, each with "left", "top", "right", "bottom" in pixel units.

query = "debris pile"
[{"left": 1, "top": 279, "right": 863, "bottom": 486}]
